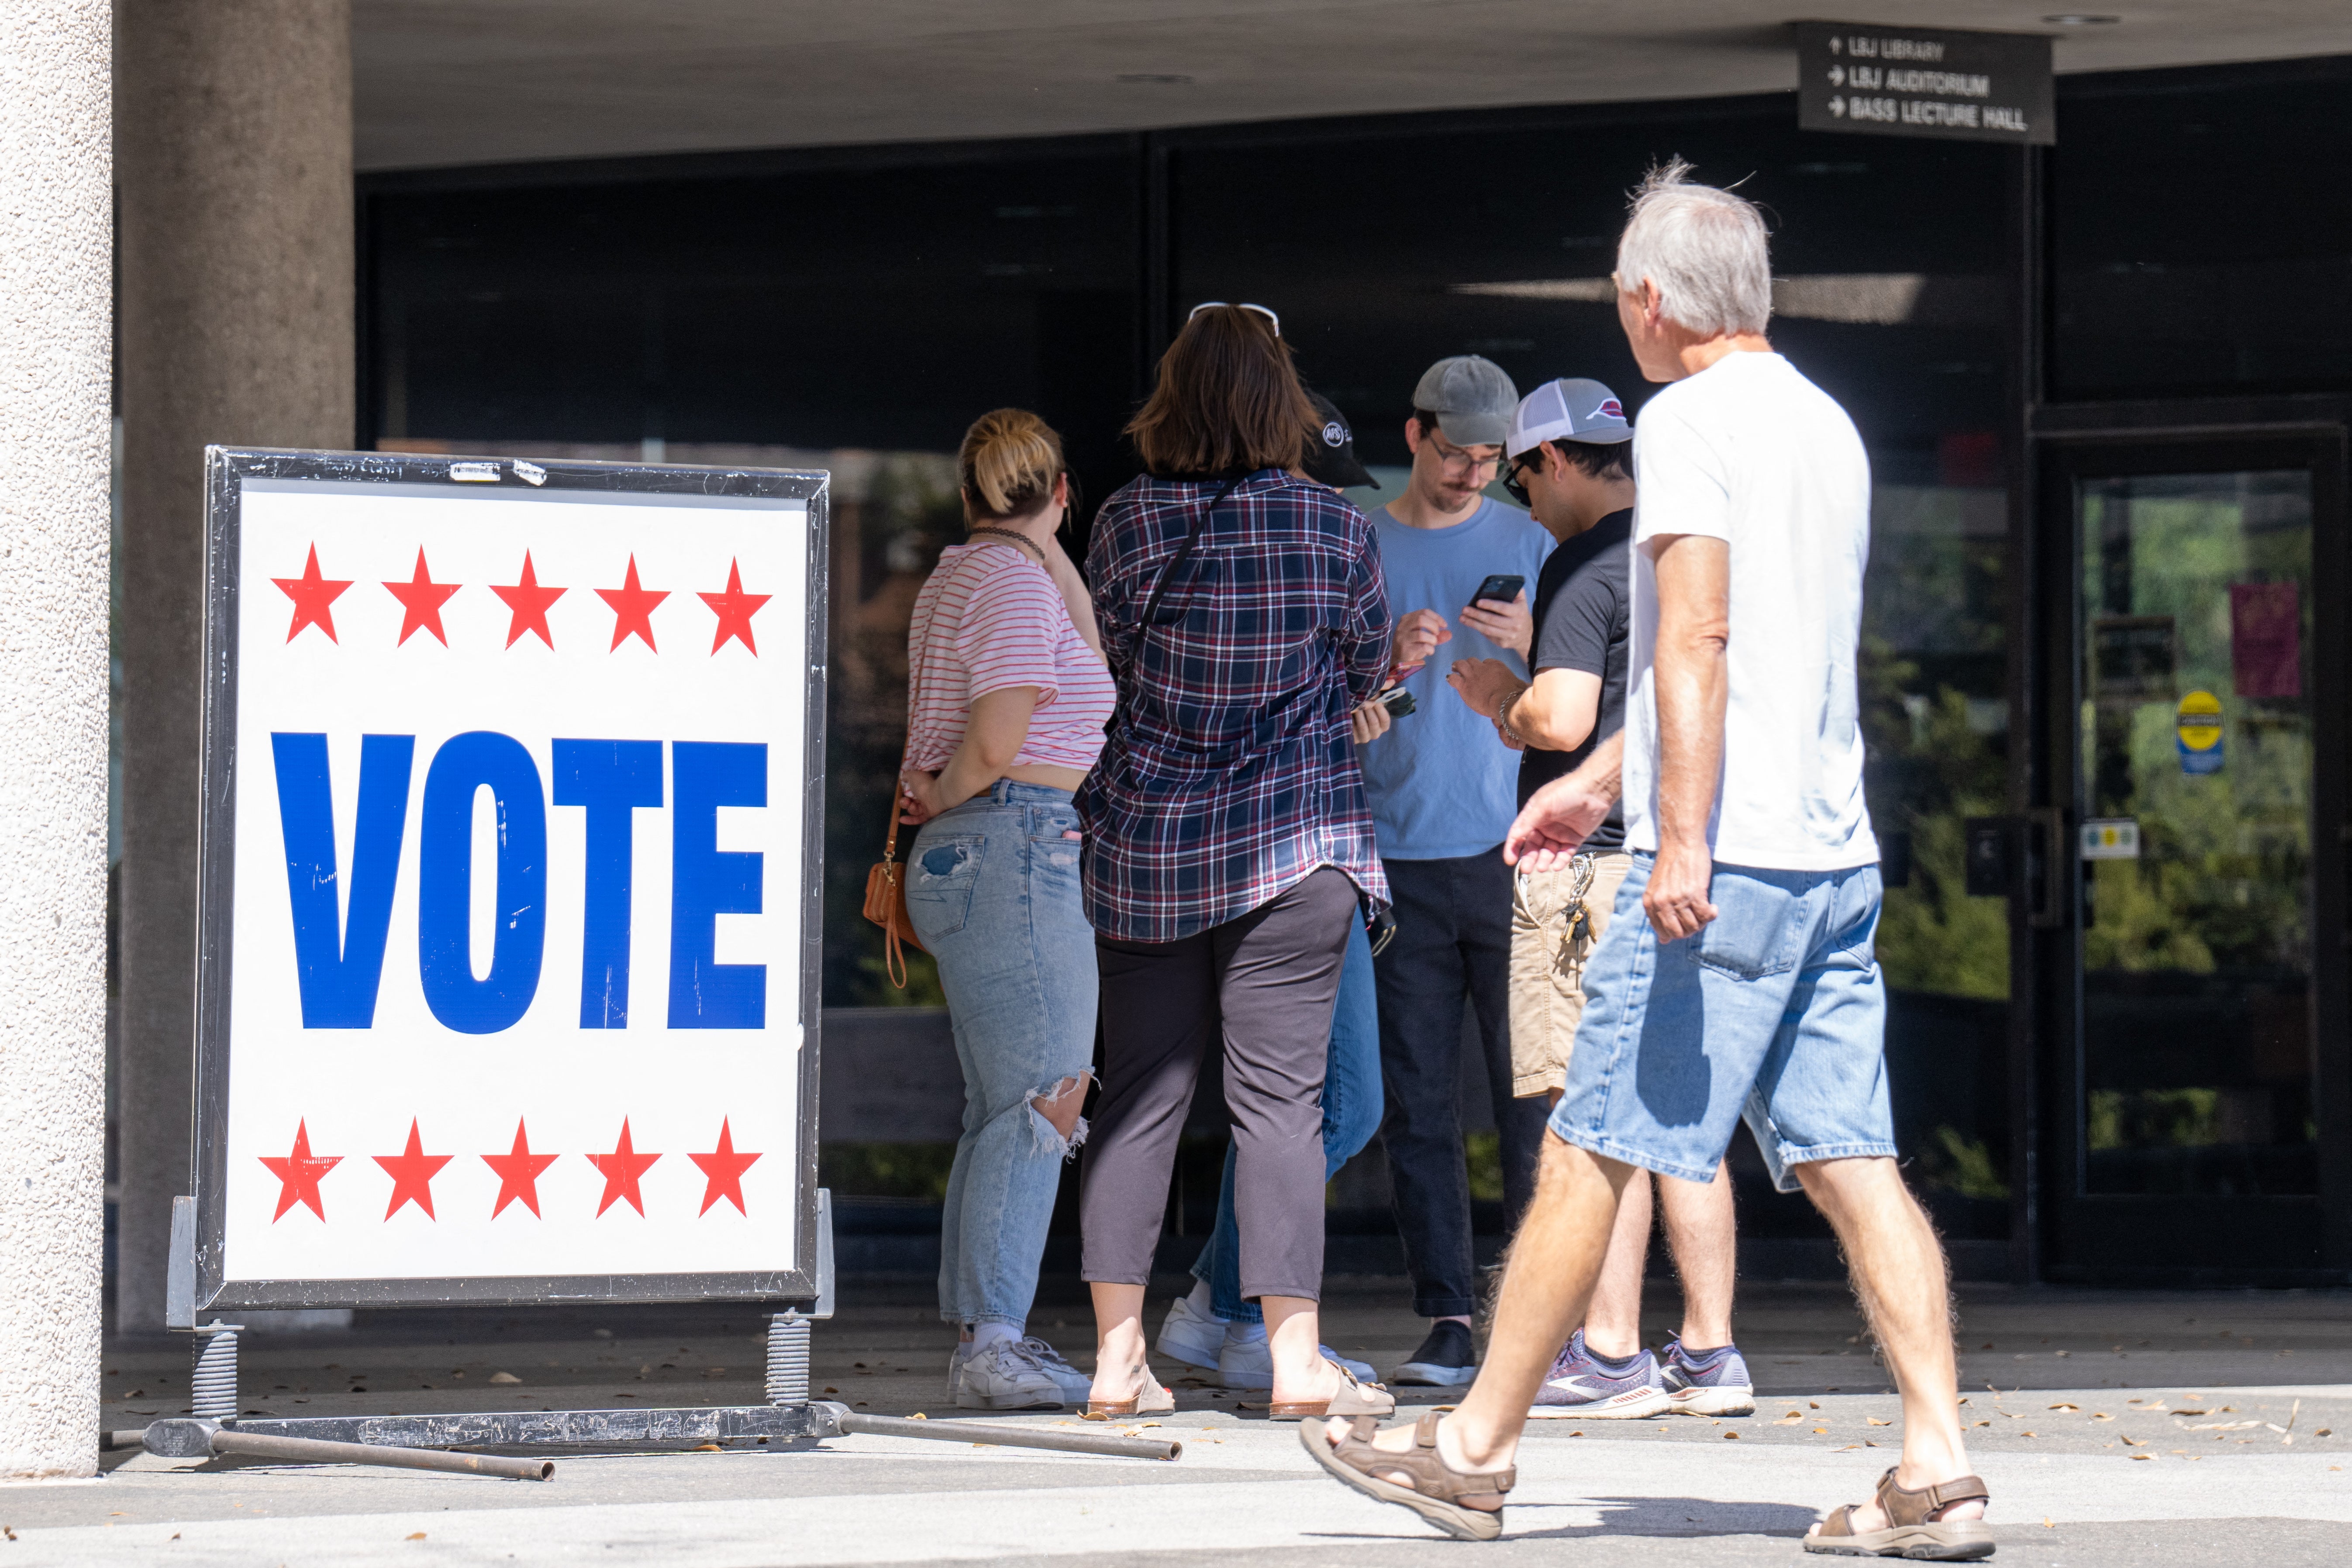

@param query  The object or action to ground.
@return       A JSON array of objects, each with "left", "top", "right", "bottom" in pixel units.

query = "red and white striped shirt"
[{"left": 906, "top": 541, "right": 1114, "bottom": 773}]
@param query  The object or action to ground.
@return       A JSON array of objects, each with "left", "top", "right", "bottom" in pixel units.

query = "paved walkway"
[{"left": 13, "top": 1281, "right": 2349, "bottom": 1565}]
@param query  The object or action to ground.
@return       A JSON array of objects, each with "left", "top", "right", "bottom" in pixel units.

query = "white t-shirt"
[{"left": 1621, "top": 352, "right": 1879, "bottom": 871}]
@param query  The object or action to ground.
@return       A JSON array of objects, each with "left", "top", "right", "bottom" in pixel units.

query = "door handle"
[{"left": 2026, "top": 807, "right": 2068, "bottom": 929}]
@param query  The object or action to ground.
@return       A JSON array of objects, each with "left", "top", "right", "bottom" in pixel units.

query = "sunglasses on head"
[{"left": 1187, "top": 301, "right": 1280, "bottom": 337}]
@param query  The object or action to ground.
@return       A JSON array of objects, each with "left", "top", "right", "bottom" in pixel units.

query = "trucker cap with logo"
[
  {"left": 1303, "top": 390, "right": 1376, "bottom": 490},
  {"left": 1411, "top": 355, "right": 1520, "bottom": 449},
  {"left": 1506, "top": 377, "right": 1634, "bottom": 458}
]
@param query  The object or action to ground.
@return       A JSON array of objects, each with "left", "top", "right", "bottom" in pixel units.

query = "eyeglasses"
[
  {"left": 1500, "top": 452, "right": 1536, "bottom": 507},
  {"left": 1428, "top": 434, "right": 1502, "bottom": 477},
  {"left": 1187, "top": 301, "right": 1280, "bottom": 337}
]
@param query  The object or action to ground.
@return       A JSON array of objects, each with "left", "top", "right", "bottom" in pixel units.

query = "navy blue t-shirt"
[{"left": 1516, "top": 508, "right": 1632, "bottom": 851}]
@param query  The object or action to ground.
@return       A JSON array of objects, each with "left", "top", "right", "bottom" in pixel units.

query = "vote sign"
[{"left": 191, "top": 449, "right": 828, "bottom": 1309}]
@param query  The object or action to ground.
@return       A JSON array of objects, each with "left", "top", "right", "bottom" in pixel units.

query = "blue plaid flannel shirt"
[{"left": 1077, "top": 469, "right": 1393, "bottom": 943}]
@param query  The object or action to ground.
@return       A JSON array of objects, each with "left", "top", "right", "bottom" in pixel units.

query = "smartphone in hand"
[
  {"left": 1377, "top": 685, "right": 1418, "bottom": 717},
  {"left": 1471, "top": 572, "right": 1525, "bottom": 607}
]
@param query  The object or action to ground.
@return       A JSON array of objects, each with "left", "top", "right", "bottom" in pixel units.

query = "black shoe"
[{"left": 1389, "top": 1320, "right": 1479, "bottom": 1387}]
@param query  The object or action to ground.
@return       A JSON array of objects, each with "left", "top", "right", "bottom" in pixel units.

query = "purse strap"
[
  {"left": 1133, "top": 474, "right": 1244, "bottom": 638},
  {"left": 886, "top": 578, "right": 932, "bottom": 864}
]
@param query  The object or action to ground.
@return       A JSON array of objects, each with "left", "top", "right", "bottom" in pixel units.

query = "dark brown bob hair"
[{"left": 1125, "top": 305, "right": 1319, "bottom": 477}]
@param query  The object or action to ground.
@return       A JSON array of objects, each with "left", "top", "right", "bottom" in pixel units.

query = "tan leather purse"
[
  {"left": 862, "top": 758, "right": 926, "bottom": 989},
  {"left": 864, "top": 621, "right": 932, "bottom": 989}
]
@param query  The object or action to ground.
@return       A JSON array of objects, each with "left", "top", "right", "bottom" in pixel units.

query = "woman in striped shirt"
[{"left": 898, "top": 409, "right": 1115, "bottom": 1412}]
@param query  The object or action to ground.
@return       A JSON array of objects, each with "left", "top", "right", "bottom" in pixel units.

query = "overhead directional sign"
[
  {"left": 1797, "top": 22, "right": 2055, "bottom": 146},
  {"left": 191, "top": 448, "right": 828, "bottom": 1310}
]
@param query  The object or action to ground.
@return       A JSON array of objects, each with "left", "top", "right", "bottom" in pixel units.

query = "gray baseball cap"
[
  {"left": 1412, "top": 355, "right": 1519, "bottom": 449},
  {"left": 1507, "top": 378, "right": 1633, "bottom": 458}
]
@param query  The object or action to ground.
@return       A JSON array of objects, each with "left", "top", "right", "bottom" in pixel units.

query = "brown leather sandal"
[
  {"left": 1266, "top": 1361, "right": 1397, "bottom": 1420},
  {"left": 1804, "top": 1466, "right": 1993, "bottom": 1560},
  {"left": 1299, "top": 1411, "right": 1513, "bottom": 1542},
  {"left": 1082, "top": 1364, "right": 1174, "bottom": 1420}
]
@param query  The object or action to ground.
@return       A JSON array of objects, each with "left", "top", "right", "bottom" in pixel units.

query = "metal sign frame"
[{"left": 188, "top": 447, "right": 829, "bottom": 1311}]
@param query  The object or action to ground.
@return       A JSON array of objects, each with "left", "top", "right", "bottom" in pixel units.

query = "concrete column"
[
  {"left": 116, "top": 1, "right": 354, "bottom": 1335},
  {"left": 0, "top": 0, "right": 114, "bottom": 1478}
]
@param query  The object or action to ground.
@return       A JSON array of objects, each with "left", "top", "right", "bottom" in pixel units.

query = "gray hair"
[{"left": 1615, "top": 158, "right": 1771, "bottom": 338}]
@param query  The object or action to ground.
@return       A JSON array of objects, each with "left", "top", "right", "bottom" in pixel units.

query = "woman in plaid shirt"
[{"left": 1076, "top": 304, "right": 1398, "bottom": 1420}]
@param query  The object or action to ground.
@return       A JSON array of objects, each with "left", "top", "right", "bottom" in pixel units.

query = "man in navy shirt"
[{"left": 1449, "top": 379, "right": 1749, "bottom": 1423}]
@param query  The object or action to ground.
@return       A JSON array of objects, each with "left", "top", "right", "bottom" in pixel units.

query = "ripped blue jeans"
[{"left": 906, "top": 782, "right": 1097, "bottom": 1327}]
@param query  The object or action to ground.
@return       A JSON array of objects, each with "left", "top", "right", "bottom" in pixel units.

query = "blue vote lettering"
[
  {"left": 551, "top": 738, "right": 663, "bottom": 1029},
  {"left": 272, "top": 732, "right": 414, "bottom": 1027},
  {"left": 669, "top": 741, "right": 767, "bottom": 1029},
  {"left": 416, "top": 731, "right": 549, "bottom": 1034}
]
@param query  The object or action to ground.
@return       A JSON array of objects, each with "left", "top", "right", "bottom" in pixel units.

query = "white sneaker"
[
  {"left": 1155, "top": 1294, "right": 1227, "bottom": 1372},
  {"left": 1214, "top": 1328, "right": 1379, "bottom": 1392},
  {"left": 1018, "top": 1337, "right": 1093, "bottom": 1404},
  {"left": 953, "top": 1340, "right": 1066, "bottom": 1411}
]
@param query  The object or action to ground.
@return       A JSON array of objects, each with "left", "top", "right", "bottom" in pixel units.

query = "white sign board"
[{"left": 191, "top": 449, "right": 828, "bottom": 1309}]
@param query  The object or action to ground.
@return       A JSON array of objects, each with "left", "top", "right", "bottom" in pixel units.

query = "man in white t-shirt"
[{"left": 1307, "top": 162, "right": 1991, "bottom": 1559}]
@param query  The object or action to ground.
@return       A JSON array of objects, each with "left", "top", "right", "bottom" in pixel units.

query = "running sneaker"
[
  {"left": 1659, "top": 1334, "right": 1755, "bottom": 1416},
  {"left": 1389, "top": 1320, "right": 1479, "bottom": 1387},
  {"left": 1155, "top": 1294, "right": 1228, "bottom": 1372},
  {"left": 953, "top": 1339, "right": 1066, "bottom": 1410},
  {"left": 1527, "top": 1329, "right": 1673, "bottom": 1420},
  {"left": 1212, "top": 1325, "right": 1379, "bottom": 1391},
  {"left": 1019, "top": 1337, "right": 1093, "bottom": 1404}
]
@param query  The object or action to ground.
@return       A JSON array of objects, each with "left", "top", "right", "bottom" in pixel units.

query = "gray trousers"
[{"left": 1079, "top": 868, "right": 1357, "bottom": 1303}]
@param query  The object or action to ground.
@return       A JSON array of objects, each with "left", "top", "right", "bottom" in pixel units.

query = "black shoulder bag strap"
[
  {"left": 1133, "top": 474, "right": 1243, "bottom": 635},
  {"left": 1110, "top": 473, "right": 1242, "bottom": 735}
]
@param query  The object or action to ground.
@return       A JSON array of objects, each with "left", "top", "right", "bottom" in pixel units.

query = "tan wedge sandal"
[
  {"left": 1082, "top": 1365, "right": 1173, "bottom": 1420},
  {"left": 1804, "top": 1466, "right": 1993, "bottom": 1560},
  {"left": 1300, "top": 1411, "right": 1513, "bottom": 1542}
]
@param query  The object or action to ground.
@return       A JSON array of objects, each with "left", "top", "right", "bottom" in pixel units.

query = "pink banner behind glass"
[{"left": 2230, "top": 581, "right": 2301, "bottom": 699}]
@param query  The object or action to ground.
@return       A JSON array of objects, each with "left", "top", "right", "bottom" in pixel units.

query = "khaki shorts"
[{"left": 1508, "top": 850, "right": 1634, "bottom": 1098}]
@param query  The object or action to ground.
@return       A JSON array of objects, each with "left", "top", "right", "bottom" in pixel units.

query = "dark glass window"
[
  {"left": 2052, "top": 57, "right": 2352, "bottom": 400},
  {"left": 364, "top": 144, "right": 1141, "bottom": 1008}
]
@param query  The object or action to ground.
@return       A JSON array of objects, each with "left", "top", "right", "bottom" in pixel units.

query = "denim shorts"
[{"left": 1547, "top": 853, "right": 1895, "bottom": 1191}]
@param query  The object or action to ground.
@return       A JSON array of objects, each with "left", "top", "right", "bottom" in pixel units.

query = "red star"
[
  {"left": 490, "top": 551, "right": 566, "bottom": 648},
  {"left": 382, "top": 549, "right": 463, "bottom": 646},
  {"left": 258, "top": 1120, "right": 341, "bottom": 1222},
  {"left": 597, "top": 555, "right": 669, "bottom": 652},
  {"left": 586, "top": 1118, "right": 661, "bottom": 1216},
  {"left": 698, "top": 559, "right": 772, "bottom": 655},
  {"left": 374, "top": 1119, "right": 453, "bottom": 1221},
  {"left": 482, "top": 1118, "right": 560, "bottom": 1219},
  {"left": 272, "top": 544, "right": 353, "bottom": 644},
  {"left": 687, "top": 1118, "right": 763, "bottom": 1216}
]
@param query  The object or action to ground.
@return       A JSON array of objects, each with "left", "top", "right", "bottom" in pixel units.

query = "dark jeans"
[
  {"left": 1375, "top": 850, "right": 1548, "bottom": 1319},
  {"left": 1079, "top": 868, "right": 1357, "bottom": 1303}
]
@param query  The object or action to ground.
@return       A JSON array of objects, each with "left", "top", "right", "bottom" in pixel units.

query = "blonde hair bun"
[{"left": 959, "top": 408, "right": 1066, "bottom": 520}]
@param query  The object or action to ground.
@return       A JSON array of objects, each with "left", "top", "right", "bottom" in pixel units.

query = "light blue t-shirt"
[{"left": 1359, "top": 496, "right": 1554, "bottom": 859}]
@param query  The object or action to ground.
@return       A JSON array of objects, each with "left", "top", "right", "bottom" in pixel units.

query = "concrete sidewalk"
[{"left": 15, "top": 1279, "right": 2349, "bottom": 1565}]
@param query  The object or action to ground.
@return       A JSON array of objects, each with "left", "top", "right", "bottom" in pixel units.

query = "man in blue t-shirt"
[{"left": 1351, "top": 355, "right": 1554, "bottom": 1388}]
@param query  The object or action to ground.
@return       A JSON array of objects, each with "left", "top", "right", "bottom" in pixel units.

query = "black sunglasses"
[{"left": 1500, "top": 452, "right": 1535, "bottom": 507}]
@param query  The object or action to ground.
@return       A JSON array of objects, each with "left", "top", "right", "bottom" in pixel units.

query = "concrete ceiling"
[{"left": 354, "top": 1, "right": 2352, "bottom": 171}]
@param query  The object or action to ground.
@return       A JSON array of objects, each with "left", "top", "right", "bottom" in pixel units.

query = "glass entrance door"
[
  {"left": 2078, "top": 471, "right": 2315, "bottom": 1194},
  {"left": 2038, "top": 434, "right": 2349, "bottom": 1280}
]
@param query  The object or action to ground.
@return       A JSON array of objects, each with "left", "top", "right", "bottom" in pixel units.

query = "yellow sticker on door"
[{"left": 2176, "top": 689, "right": 2224, "bottom": 775}]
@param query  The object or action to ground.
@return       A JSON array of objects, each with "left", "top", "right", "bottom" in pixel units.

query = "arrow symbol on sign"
[
  {"left": 1828, "top": 64, "right": 1845, "bottom": 86},
  {"left": 1830, "top": 96, "right": 1846, "bottom": 118},
  {"left": 1828, "top": 36, "right": 1842, "bottom": 54}
]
